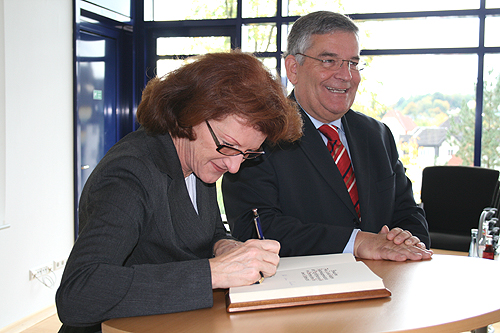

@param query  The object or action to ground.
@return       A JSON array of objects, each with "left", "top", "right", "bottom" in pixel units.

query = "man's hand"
[
  {"left": 381, "top": 225, "right": 428, "bottom": 250},
  {"left": 353, "top": 226, "right": 433, "bottom": 261},
  {"left": 209, "top": 239, "right": 280, "bottom": 289}
]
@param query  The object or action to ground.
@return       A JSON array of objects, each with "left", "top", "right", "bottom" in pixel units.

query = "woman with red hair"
[{"left": 56, "top": 50, "right": 303, "bottom": 333}]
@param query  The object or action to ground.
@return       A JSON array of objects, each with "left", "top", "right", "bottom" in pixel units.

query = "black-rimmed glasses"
[
  {"left": 205, "top": 120, "right": 265, "bottom": 160},
  {"left": 296, "top": 53, "right": 365, "bottom": 71}
]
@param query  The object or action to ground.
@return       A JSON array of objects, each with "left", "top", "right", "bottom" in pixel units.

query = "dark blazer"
[
  {"left": 223, "top": 94, "right": 429, "bottom": 256},
  {"left": 56, "top": 127, "right": 232, "bottom": 332}
]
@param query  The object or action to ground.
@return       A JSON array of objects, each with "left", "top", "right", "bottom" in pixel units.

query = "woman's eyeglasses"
[{"left": 205, "top": 120, "right": 265, "bottom": 160}]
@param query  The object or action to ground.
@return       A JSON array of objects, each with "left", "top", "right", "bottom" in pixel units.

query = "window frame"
[{"left": 135, "top": 0, "right": 500, "bottom": 167}]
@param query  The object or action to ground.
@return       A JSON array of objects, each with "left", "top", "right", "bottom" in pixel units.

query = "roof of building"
[
  {"left": 401, "top": 127, "right": 448, "bottom": 147},
  {"left": 382, "top": 109, "right": 417, "bottom": 133}
]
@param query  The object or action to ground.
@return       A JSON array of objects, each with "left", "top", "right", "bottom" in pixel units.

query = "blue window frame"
[{"left": 76, "top": 0, "right": 500, "bottom": 200}]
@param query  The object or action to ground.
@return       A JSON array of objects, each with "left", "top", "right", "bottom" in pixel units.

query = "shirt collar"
[{"left": 294, "top": 92, "right": 345, "bottom": 132}]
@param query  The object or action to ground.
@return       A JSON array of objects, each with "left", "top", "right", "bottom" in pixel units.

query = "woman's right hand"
[{"left": 209, "top": 239, "right": 280, "bottom": 289}]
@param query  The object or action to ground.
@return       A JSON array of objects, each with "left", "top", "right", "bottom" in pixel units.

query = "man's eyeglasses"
[
  {"left": 205, "top": 120, "right": 265, "bottom": 160},
  {"left": 296, "top": 53, "right": 365, "bottom": 72}
]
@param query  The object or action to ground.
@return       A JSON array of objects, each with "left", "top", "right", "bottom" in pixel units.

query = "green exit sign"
[{"left": 93, "top": 90, "right": 103, "bottom": 100}]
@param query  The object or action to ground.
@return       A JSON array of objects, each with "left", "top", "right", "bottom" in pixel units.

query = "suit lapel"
[
  {"left": 167, "top": 176, "right": 215, "bottom": 256},
  {"left": 144, "top": 129, "right": 214, "bottom": 257},
  {"left": 297, "top": 108, "right": 358, "bottom": 218}
]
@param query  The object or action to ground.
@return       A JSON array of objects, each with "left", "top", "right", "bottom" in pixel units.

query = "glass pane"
[
  {"left": 284, "top": 0, "right": 343, "bottom": 16},
  {"left": 150, "top": 0, "right": 237, "bottom": 21},
  {"left": 281, "top": 57, "right": 291, "bottom": 94},
  {"left": 481, "top": 54, "right": 500, "bottom": 171},
  {"left": 487, "top": 0, "right": 500, "bottom": 8},
  {"left": 243, "top": 0, "right": 277, "bottom": 18},
  {"left": 80, "top": 1, "right": 131, "bottom": 22},
  {"left": 260, "top": 57, "right": 278, "bottom": 77},
  {"left": 144, "top": 0, "right": 153, "bottom": 21},
  {"left": 157, "top": 36, "right": 231, "bottom": 56},
  {"left": 284, "top": 0, "right": 479, "bottom": 16},
  {"left": 485, "top": 16, "right": 500, "bottom": 47},
  {"left": 241, "top": 24, "right": 277, "bottom": 53},
  {"left": 356, "top": 54, "right": 477, "bottom": 200},
  {"left": 281, "top": 23, "right": 290, "bottom": 53},
  {"left": 156, "top": 36, "right": 231, "bottom": 77},
  {"left": 83, "top": 0, "right": 131, "bottom": 17},
  {"left": 156, "top": 59, "right": 187, "bottom": 77},
  {"left": 343, "top": 0, "right": 479, "bottom": 13},
  {"left": 358, "top": 17, "right": 479, "bottom": 50},
  {"left": 357, "top": 54, "right": 476, "bottom": 107},
  {"left": 78, "top": 39, "right": 106, "bottom": 58}
]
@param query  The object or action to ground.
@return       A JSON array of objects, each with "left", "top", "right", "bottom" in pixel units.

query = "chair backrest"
[
  {"left": 491, "top": 180, "right": 500, "bottom": 216},
  {"left": 421, "top": 166, "right": 499, "bottom": 236}
]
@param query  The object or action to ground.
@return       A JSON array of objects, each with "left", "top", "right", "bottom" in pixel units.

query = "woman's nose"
[{"left": 225, "top": 155, "right": 246, "bottom": 174}]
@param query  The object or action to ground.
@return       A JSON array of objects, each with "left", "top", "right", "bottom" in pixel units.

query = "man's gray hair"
[{"left": 284, "top": 11, "right": 359, "bottom": 63}]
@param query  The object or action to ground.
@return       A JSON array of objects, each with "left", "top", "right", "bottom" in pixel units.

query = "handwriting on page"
[
  {"left": 301, "top": 268, "right": 338, "bottom": 281},
  {"left": 281, "top": 267, "right": 338, "bottom": 286}
]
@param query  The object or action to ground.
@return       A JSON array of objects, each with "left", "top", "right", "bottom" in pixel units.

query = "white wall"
[
  {"left": 0, "top": 0, "right": 74, "bottom": 328},
  {"left": 0, "top": 0, "right": 6, "bottom": 231}
]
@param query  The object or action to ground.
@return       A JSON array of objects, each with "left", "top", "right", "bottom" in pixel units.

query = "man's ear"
[{"left": 284, "top": 55, "right": 299, "bottom": 85}]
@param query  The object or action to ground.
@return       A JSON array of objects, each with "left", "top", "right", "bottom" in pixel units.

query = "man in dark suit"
[{"left": 223, "top": 11, "right": 432, "bottom": 261}]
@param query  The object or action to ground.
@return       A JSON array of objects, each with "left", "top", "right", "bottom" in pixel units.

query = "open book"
[{"left": 226, "top": 253, "right": 391, "bottom": 312}]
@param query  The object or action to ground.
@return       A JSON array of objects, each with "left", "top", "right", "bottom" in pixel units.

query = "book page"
[
  {"left": 277, "top": 253, "right": 356, "bottom": 272},
  {"left": 230, "top": 261, "right": 385, "bottom": 303}
]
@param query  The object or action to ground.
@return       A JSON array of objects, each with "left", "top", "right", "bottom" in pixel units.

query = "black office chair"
[
  {"left": 420, "top": 165, "right": 500, "bottom": 252},
  {"left": 491, "top": 180, "right": 500, "bottom": 216}
]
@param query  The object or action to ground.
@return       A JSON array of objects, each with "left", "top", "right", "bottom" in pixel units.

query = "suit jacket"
[
  {"left": 56, "top": 127, "right": 232, "bottom": 332},
  {"left": 223, "top": 93, "right": 429, "bottom": 256}
]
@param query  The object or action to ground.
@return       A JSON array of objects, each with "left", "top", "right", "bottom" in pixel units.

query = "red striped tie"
[{"left": 319, "top": 124, "right": 360, "bottom": 219}]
